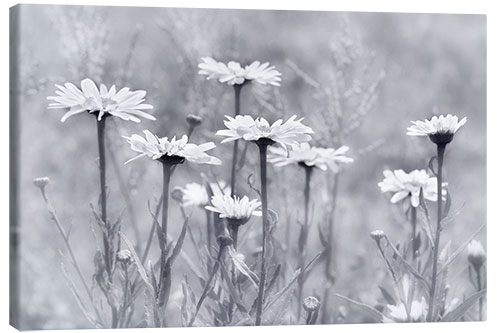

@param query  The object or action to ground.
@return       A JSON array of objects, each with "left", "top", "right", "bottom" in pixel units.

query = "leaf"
[
  {"left": 227, "top": 247, "right": 259, "bottom": 289},
  {"left": 334, "top": 294, "right": 388, "bottom": 323},
  {"left": 428, "top": 156, "right": 438, "bottom": 177},
  {"left": 168, "top": 213, "right": 190, "bottom": 264},
  {"left": 385, "top": 237, "right": 431, "bottom": 293},
  {"left": 181, "top": 276, "right": 196, "bottom": 326},
  {"left": 418, "top": 189, "right": 435, "bottom": 247},
  {"left": 438, "top": 222, "right": 486, "bottom": 276},
  {"left": 144, "top": 282, "right": 160, "bottom": 328},
  {"left": 443, "top": 190, "right": 452, "bottom": 219},
  {"left": 441, "top": 289, "right": 486, "bottom": 322},
  {"left": 264, "top": 252, "right": 321, "bottom": 312},
  {"left": 120, "top": 233, "right": 156, "bottom": 295},
  {"left": 61, "top": 262, "right": 102, "bottom": 328},
  {"left": 318, "top": 223, "right": 329, "bottom": 248},
  {"left": 265, "top": 264, "right": 281, "bottom": 297},
  {"left": 220, "top": 261, "right": 248, "bottom": 314},
  {"left": 378, "top": 286, "right": 396, "bottom": 305}
]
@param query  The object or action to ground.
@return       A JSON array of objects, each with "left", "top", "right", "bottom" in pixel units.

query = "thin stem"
[
  {"left": 411, "top": 205, "right": 417, "bottom": 259},
  {"left": 476, "top": 268, "right": 483, "bottom": 320},
  {"left": 304, "top": 166, "right": 312, "bottom": 226},
  {"left": 229, "top": 225, "right": 239, "bottom": 250},
  {"left": 206, "top": 210, "right": 213, "bottom": 252},
  {"left": 230, "top": 84, "right": 243, "bottom": 197},
  {"left": 96, "top": 118, "right": 112, "bottom": 282},
  {"left": 427, "top": 143, "right": 446, "bottom": 322},
  {"left": 298, "top": 166, "right": 313, "bottom": 318},
  {"left": 321, "top": 173, "right": 339, "bottom": 324},
  {"left": 255, "top": 142, "right": 269, "bottom": 326},
  {"left": 159, "top": 164, "right": 172, "bottom": 291},
  {"left": 97, "top": 117, "right": 118, "bottom": 329}
]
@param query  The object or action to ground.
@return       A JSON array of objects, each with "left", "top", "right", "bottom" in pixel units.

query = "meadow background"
[{"left": 12, "top": 4, "right": 485, "bottom": 329}]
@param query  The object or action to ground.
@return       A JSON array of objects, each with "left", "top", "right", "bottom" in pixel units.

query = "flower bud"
[
  {"left": 186, "top": 114, "right": 203, "bottom": 128},
  {"left": 467, "top": 240, "right": 486, "bottom": 271},
  {"left": 171, "top": 187, "right": 184, "bottom": 204},
  {"left": 117, "top": 249, "right": 133, "bottom": 264},
  {"left": 216, "top": 235, "right": 233, "bottom": 248},
  {"left": 33, "top": 177, "right": 50, "bottom": 190},
  {"left": 303, "top": 296, "right": 320, "bottom": 312},
  {"left": 370, "top": 230, "right": 385, "bottom": 242}
]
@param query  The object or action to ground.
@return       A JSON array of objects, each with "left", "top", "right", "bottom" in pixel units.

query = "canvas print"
[{"left": 9, "top": 4, "right": 486, "bottom": 330}]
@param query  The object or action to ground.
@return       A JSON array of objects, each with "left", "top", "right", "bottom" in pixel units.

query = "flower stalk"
[
  {"left": 476, "top": 268, "right": 483, "bottom": 320},
  {"left": 96, "top": 116, "right": 113, "bottom": 282},
  {"left": 159, "top": 162, "right": 175, "bottom": 294},
  {"left": 95, "top": 116, "right": 119, "bottom": 328},
  {"left": 255, "top": 139, "right": 272, "bottom": 326},
  {"left": 297, "top": 164, "right": 313, "bottom": 317},
  {"left": 427, "top": 143, "right": 446, "bottom": 322},
  {"left": 230, "top": 84, "right": 243, "bottom": 197},
  {"left": 410, "top": 205, "right": 417, "bottom": 259}
]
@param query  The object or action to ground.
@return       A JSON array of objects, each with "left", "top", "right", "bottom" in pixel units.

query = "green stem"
[
  {"left": 97, "top": 117, "right": 118, "bottom": 328},
  {"left": 411, "top": 205, "right": 417, "bottom": 259},
  {"left": 206, "top": 210, "right": 213, "bottom": 252},
  {"left": 159, "top": 164, "right": 173, "bottom": 294},
  {"left": 321, "top": 173, "right": 339, "bottom": 324},
  {"left": 298, "top": 166, "right": 313, "bottom": 318},
  {"left": 96, "top": 118, "right": 111, "bottom": 278},
  {"left": 230, "top": 84, "right": 242, "bottom": 197},
  {"left": 255, "top": 142, "right": 269, "bottom": 326},
  {"left": 427, "top": 143, "right": 446, "bottom": 322},
  {"left": 476, "top": 268, "right": 483, "bottom": 320}
]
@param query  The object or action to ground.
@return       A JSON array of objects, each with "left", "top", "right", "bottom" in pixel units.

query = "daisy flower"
[
  {"left": 123, "top": 130, "right": 221, "bottom": 166},
  {"left": 378, "top": 169, "right": 447, "bottom": 208},
  {"left": 205, "top": 194, "right": 262, "bottom": 226},
  {"left": 177, "top": 181, "right": 228, "bottom": 208},
  {"left": 268, "top": 143, "right": 353, "bottom": 172},
  {"left": 217, "top": 115, "right": 313, "bottom": 148},
  {"left": 47, "top": 78, "right": 155, "bottom": 122},
  {"left": 198, "top": 57, "right": 281, "bottom": 86},
  {"left": 244, "top": 61, "right": 282, "bottom": 86},
  {"left": 406, "top": 114, "right": 467, "bottom": 145},
  {"left": 385, "top": 297, "right": 428, "bottom": 323}
]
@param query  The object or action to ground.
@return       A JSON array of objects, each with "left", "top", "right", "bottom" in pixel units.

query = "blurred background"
[{"left": 11, "top": 4, "right": 485, "bottom": 329}]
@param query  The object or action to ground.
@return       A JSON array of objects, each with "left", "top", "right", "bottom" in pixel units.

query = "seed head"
[
  {"left": 370, "top": 230, "right": 385, "bottom": 242},
  {"left": 303, "top": 296, "right": 321, "bottom": 312},
  {"left": 33, "top": 177, "right": 50, "bottom": 190}
]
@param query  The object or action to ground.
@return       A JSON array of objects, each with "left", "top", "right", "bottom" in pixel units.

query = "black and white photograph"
[{"left": 9, "top": 3, "right": 486, "bottom": 330}]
